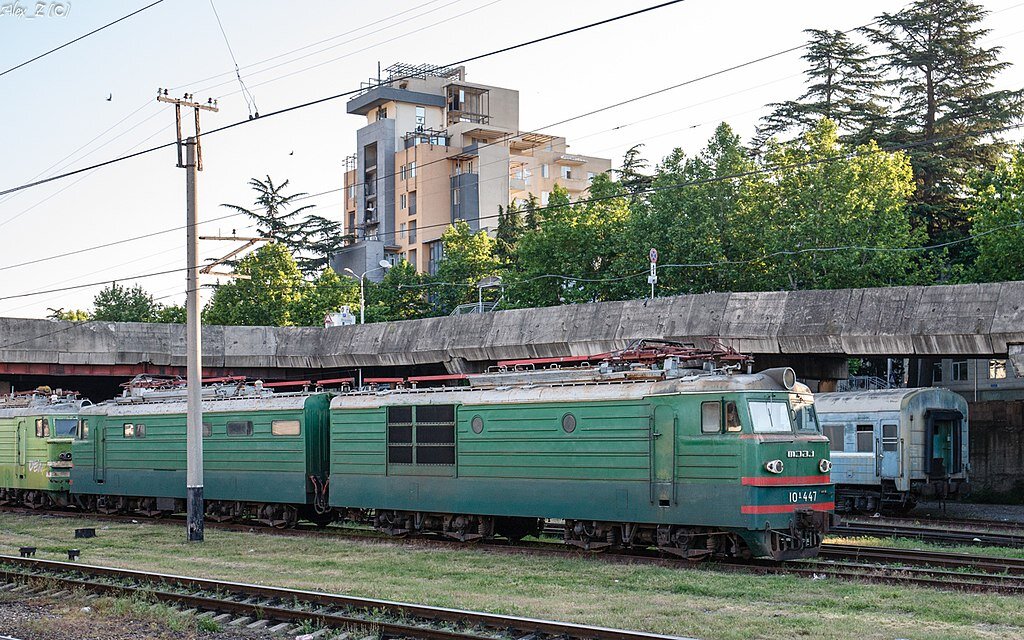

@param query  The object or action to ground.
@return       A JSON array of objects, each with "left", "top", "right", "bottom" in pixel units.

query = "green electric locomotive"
[
  {"left": 329, "top": 344, "right": 833, "bottom": 560},
  {"left": 0, "top": 388, "right": 89, "bottom": 509},
  {"left": 70, "top": 377, "right": 332, "bottom": 527}
]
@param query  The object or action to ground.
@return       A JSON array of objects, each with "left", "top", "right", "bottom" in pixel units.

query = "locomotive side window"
[
  {"left": 748, "top": 401, "right": 793, "bottom": 433},
  {"left": 823, "top": 424, "right": 845, "bottom": 451},
  {"left": 701, "top": 401, "right": 721, "bottom": 433},
  {"left": 54, "top": 418, "right": 78, "bottom": 437},
  {"left": 77, "top": 419, "right": 89, "bottom": 440},
  {"left": 123, "top": 423, "right": 135, "bottom": 438},
  {"left": 227, "top": 421, "right": 253, "bottom": 437},
  {"left": 202, "top": 422, "right": 212, "bottom": 437},
  {"left": 856, "top": 424, "right": 874, "bottom": 452},
  {"left": 272, "top": 420, "right": 301, "bottom": 436},
  {"left": 725, "top": 401, "right": 742, "bottom": 432},
  {"left": 35, "top": 418, "right": 49, "bottom": 438}
]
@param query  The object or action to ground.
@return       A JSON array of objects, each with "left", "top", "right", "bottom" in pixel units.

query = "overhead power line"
[
  {"left": 208, "top": 0, "right": 260, "bottom": 119},
  {"left": 0, "top": 0, "right": 166, "bottom": 78},
  {"left": 0, "top": 0, "right": 689, "bottom": 198}
]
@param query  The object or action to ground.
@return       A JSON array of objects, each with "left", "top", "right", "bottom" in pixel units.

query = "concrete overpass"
[{"left": 1, "top": 282, "right": 1022, "bottom": 396}]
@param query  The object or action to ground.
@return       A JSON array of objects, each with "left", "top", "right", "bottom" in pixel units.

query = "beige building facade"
[{"left": 331, "top": 63, "right": 611, "bottom": 278}]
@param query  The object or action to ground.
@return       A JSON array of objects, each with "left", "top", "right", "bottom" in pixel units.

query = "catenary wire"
[{"left": 0, "top": 0, "right": 166, "bottom": 78}]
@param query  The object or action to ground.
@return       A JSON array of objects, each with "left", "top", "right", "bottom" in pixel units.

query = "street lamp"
[{"left": 344, "top": 259, "right": 392, "bottom": 324}]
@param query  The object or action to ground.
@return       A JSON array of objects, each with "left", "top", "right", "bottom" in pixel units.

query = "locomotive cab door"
[
  {"left": 15, "top": 419, "right": 27, "bottom": 479},
  {"left": 879, "top": 423, "right": 900, "bottom": 478},
  {"left": 94, "top": 422, "right": 106, "bottom": 483},
  {"left": 650, "top": 404, "right": 676, "bottom": 506}
]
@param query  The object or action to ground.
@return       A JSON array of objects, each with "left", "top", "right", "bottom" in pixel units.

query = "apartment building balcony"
[
  {"left": 509, "top": 177, "right": 527, "bottom": 191},
  {"left": 558, "top": 153, "right": 588, "bottom": 165},
  {"left": 557, "top": 177, "right": 591, "bottom": 192}
]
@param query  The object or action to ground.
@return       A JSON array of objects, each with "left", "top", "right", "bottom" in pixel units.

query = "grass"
[
  {"left": 825, "top": 534, "right": 1024, "bottom": 560},
  {"left": 1, "top": 513, "right": 1022, "bottom": 640}
]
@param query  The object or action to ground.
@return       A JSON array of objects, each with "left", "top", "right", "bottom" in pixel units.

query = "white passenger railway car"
[{"left": 816, "top": 388, "right": 969, "bottom": 513}]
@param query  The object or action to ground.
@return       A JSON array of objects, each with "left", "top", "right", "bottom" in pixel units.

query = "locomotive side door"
[
  {"left": 879, "top": 422, "right": 900, "bottom": 478},
  {"left": 15, "top": 419, "right": 27, "bottom": 479},
  {"left": 650, "top": 404, "right": 676, "bottom": 506},
  {"left": 94, "top": 422, "right": 106, "bottom": 483}
]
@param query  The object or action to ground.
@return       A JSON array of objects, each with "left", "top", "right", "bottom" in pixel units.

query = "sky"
[{"left": 1, "top": 0, "right": 1023, "bottom": 319}]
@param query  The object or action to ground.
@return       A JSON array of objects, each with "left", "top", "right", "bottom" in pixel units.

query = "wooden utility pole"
[{"left": 158, "top": 89, "right": 218, "bottom": 542}]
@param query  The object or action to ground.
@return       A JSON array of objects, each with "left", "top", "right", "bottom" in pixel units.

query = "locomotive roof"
[
  {"left": 79, "top": 393, "right": 318, "bottom": 417},
  {"left": 0, "top": 400, "right": 90, "bottom": 418},
  {"left": 329, "top": 371, "right": 808, "bottom": 410},
  {"left": 815, "top": 387, "right": 966, "bottom": 413}
]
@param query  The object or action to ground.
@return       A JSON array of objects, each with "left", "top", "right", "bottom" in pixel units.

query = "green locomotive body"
[
  {"left": 329, "top": 367, "right": 832, "bottom": 560},
  {"left": 0, "top": 391, "right": 87, "bottom": 508},
  {"left": 71, "top": 391, "right": 332, "bottom": 526}
]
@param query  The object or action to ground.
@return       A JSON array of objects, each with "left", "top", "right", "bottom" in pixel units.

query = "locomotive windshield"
[
  {"left": 790, "top": 394, "right": 820, "bottom": 433},
  {"left": 748, "top": 400, "right": 794, "bottom": 433},
  {"left": 53, "top": 418, "right": 78, "bottom": 437}
]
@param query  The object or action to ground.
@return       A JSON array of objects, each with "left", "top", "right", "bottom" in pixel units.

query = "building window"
[
  {"left": 347, "top": 184, "right": 355, "bottom": 200},
  {"left": 400, "top": 193, "right": 406, "bottom": 210},
  {"left": 408, "top": 248, "right": 417, "bottom": 270},
  {"left": 409, "top": 220, "right": 417, "bottom": 244},
  {"left": 541, "top": 163, "right": 549, "bottom": 178},
  {"left": 952, "top": 360, "right": 969, "bottom": 382},
  {"left": 856, "top": 424, "right": 874, "bottom": 453},
  {"left": 415, "top": 106, "right": 425, "bottom": 127},
  {"left": 410, "top": 161, "right": 416, "bottom": 178},
  {"left": 400, "top": 164, "right": 407, "bottom": 180},
  {"left": 452, "top": 188, "right": 460, "bottom": 206},
  {"left": 561, "top": 165, "right": 572, "bottom": 179},
  {"left": 932, "top": 362, "right": 943, "bottom": 383},
  {"left": 428, "top": 240, "right": 444, "bottom": 275},
  {"left": 541, "top": 191, "right": 549, "bottom": 206},
  {"left": 399, "top": 222, "right": 406, "bottom": 239},
  {"left": 409, "top": 190, "right": 417, "bottom": 216},
  {"left": 587, "top": 171, "right": 596, "bottom": 182},
  {"left": 990, "top": 359, "right": 1007, "bottom": 380},
  {"left": 375, "top": 106, "right": 387, "bottom": 121}
]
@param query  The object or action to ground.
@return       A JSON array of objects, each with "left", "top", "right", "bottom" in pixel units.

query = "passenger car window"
[
  {"left": 823, "top": 424, "right": 845, "bottom": 452},
  {"left": 856, "top": 424, "right": 874, "bottom": 452},
  {"left": 748, "top": 401, "right": 794, "bottom": 433},
  {"left": 701, "top": 401, "right": 721, "bottom": 433},
  {"left": 272, "top": 420, "right": 301, "bottom": 436},
  {"left": 226, "top": 421, "right": 253, "bottom": 437}
]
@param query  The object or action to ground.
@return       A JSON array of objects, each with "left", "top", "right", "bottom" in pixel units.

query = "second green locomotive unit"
[{"left": 2, "top": 342, "right": 833, "bottom": 560}]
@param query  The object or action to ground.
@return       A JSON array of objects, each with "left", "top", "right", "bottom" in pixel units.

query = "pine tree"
[
  {"left": 756, "top": 29, "right": 887, "bottom": 146},
  {"left": 615, "top": 143, "right": 653, "bottom": 200},
  {"left": 522, "top": 193, "right": 541, "bottom": 232},
  {"left": 864, "top": 0, "right": 1024, "bottom": 238},
  {"left": 220, "top": 176, "right": 315, "bottom": 248},
  {"left": 494, "top": 202, "right": 524, "bottom": 264}
]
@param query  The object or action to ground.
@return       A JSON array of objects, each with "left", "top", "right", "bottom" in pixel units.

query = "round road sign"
[{"left": 649, "top": 248, "right": 658, "bottom": 263}]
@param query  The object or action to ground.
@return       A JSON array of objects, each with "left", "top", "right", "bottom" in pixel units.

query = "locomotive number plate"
[{"left": 789, "top": 490, "right": 818, "bottom": 503}]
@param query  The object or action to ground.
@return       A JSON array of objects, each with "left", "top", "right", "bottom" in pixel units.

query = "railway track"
[
  {"left": 835, "top": 516, "right": 1024, "bottom": 547},
  {"left": 4, "top": 507, "right": 1024, "bottom": 595},
  {"left": 0, "top": 555, "right": 693, "bottom": 640}
]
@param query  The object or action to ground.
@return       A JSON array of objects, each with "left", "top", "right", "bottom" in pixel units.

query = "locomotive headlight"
[
  {"left": 819, "top": 459, "right": 832, "bottom": 473},
  {"left": 765, "top": 459, "right": 784, "bottom": 474}
]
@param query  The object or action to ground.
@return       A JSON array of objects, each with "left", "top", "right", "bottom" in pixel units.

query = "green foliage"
[
  {"left": 154, "top": 305, "right": 187, "bottom": 324},
  {"left": 495, "top": 202, "right": 524, "bottom": 263},
  {"left": 864, "top": 0, "right": 1024, "bottom": 239},
  {"left": 431, "top": 221, "right": 503, "bottom": 315},
  {"left": 365, "top": 260, "right": 431, "bottom": 322},
  {"left": 47, "top": 308, "right": 91, "bottom": 322},
  {"left": 289, "top": 268, "right": 360, "bottom": 327},
  {"left": 203, "top": 243, "right": 307, "bottom": 326},
  {"left": 969, "top": 146, "right": 1024, "bottom": 282},
  {"left": 507, "top": 175, "right": 629, "bottom": 307},
  {"left": 91, "top": 283, "right": 162, "bottom": 322},
  {"left": 220, "top": 175, "right": 314, "bottom": 247},
  {"left": 757, "top": 29, "right": 888, "bottom": 146}
]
